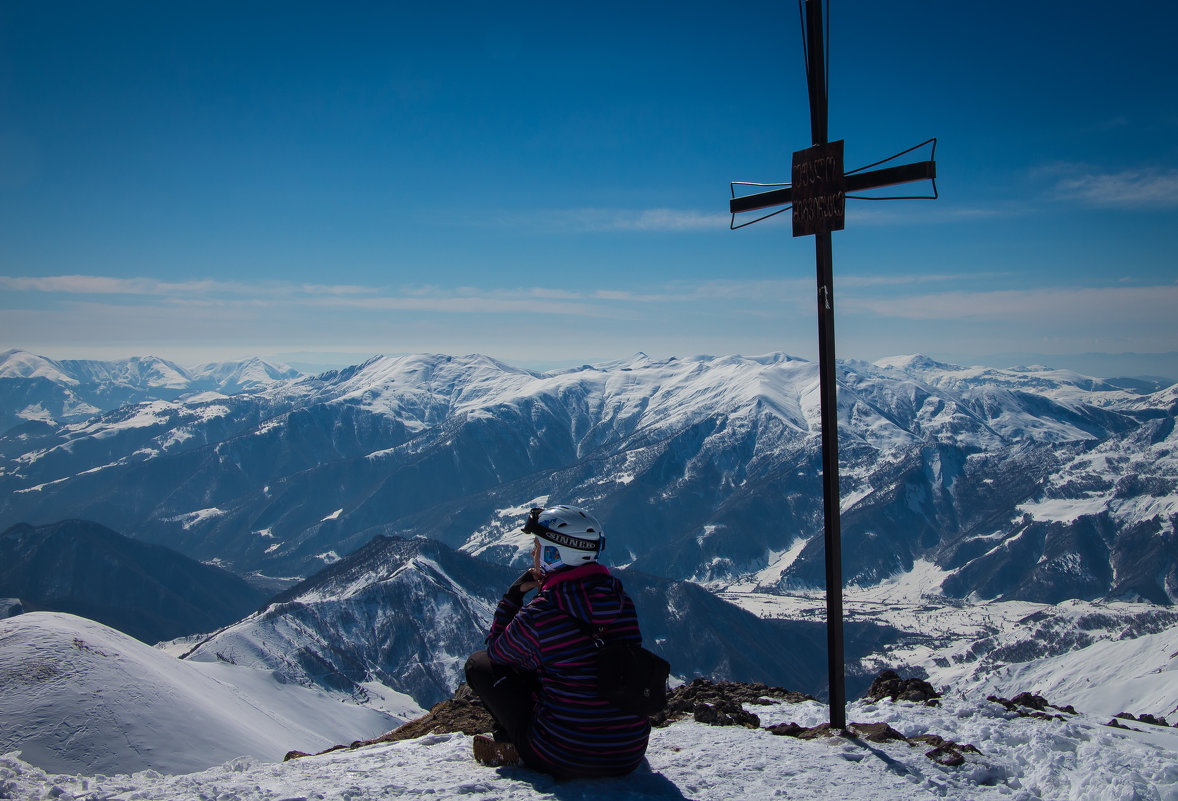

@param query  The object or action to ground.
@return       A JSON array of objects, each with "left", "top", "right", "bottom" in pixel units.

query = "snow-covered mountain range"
[
  {"left": 1, "top": 349, "right": 1174, "bottom": 605},
  {"left": 0, "top": 349, "right": 299, "bottom": 434}
]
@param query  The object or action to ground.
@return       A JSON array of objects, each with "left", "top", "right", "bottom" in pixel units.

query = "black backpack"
[
  {"left": 562, "top": 613, "right": 670, "bottom": 717},
  {"left": 596, "top": 639, "right": 671, "bottom": 717}
]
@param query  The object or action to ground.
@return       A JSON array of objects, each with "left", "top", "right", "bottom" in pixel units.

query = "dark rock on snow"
[
  {"left": 649, "top": 678, "right": 815, "bottom": 728},
  {"left": 1114, "top": 711, "right": 1171, "bottom": 728},
  {"left": 692, "top": 700, "right": 761, "bottom": 729},
  {"left": 865, "top": 669, "right": 940, "bottom": 704},
  {"left": 987, "top": 691, "right": 1074, "bottom": 721},
  {"left": 380, "top": 685, "right": 497, "bottom": 740}
]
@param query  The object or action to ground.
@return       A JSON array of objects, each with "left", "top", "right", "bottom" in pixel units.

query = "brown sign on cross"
[
  {"left": 791, "top": 140, "right": 845, "bottom": 236},
  {"left": 727, "top": 0, "right": 937, "bottom": 731}
]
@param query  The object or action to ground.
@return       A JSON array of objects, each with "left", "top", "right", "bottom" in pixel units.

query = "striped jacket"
[{"left": 486, "top": 562, "right": 651, "bottom": 778}]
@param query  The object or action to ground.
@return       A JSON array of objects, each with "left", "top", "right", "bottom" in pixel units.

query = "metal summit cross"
[{"left": 728, "top": 0, "right": 937, "bottom": 730}]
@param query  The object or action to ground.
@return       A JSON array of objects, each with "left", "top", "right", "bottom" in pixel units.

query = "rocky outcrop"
[
  {"left": 289, "top": 674, "right": 986, "bottom": 772},
  {"left": 1108, "top": 711, "right": 1173, "bottom": 730},
  {"left": 285, "top": 685, "right": 496, "bottom": 761},
  {"left": 986, "top": 692, "right": 1075, "bottom": 721},
  {"left": 865, "top": 669, "right": 940, "bottom": 704},
  {"left": 650, "top": 678, "right": 815, "bottom": 728}
]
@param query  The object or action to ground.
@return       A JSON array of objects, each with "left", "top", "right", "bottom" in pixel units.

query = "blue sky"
[{"left": 2, "top": 1, "right": 1177, "bottom": 377}]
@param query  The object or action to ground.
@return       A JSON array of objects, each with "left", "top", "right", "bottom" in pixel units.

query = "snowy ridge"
[
  {"left": 0, "top": 613, "right": 405, "bottom": 775},
  {"left": 181, "top": 537, "right": 510, "bottom": 709},
  {"left": 280, "top": 352, "right": 818, "bottom": 440},
  {"left": 0, "top": 350, "right": 80, "bottom": 384},
  {"left": 188, "top": 357, "right": 301, "bottom": 394},
  {"left": 871, "top": 354, "right": 1137, "bottom": 403}
]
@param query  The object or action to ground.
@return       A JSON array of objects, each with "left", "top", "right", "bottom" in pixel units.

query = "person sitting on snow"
[{"left": 464, "top": 505, "right": 651, "bottom": 778}]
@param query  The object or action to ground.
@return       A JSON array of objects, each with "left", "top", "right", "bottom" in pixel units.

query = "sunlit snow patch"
[
  {"left": 494, "top": 498, "right": 551, "bottom": 518},
  {"left": 16, "top": 403, "right": 54, "bottom": 422},
  {"left": 727, "top": 536, "right": 810, "bottom": 592},
  {"left": 161, "top": 426, "right": 195, "bottom": 448},
  {"left": 1016, "top": 495, "right": 1111, "bottom": 523},
  {"left": 847, "top": 558, "right": 952, "bottom": 602},
  {"left": 461, "top": 498, "right": 550, "bottom": 559},
  {"left": 840, "top": 485, "right": 874, "bottom": 512},
  {"left": 166, "top": 508, "right": 226, "bottom": 530}
]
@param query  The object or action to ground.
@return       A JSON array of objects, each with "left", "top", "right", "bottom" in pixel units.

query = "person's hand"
[{"left": 505, "top": 568, "right": 540, "bottom": 604}]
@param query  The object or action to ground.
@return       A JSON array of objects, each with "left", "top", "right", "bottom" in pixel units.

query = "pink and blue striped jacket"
[{"left": 486, "top": 562, "right": 651, "bottom": 778}]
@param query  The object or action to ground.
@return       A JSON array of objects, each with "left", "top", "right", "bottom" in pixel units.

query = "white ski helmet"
[{"left": 523, "top": 505, "right": 605, "bottom": 571}]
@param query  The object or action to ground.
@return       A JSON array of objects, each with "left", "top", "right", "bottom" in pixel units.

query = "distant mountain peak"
[
  {"left": 872, "top": 353, "right": 958, "bottom": 373},
  {"left": 0, "top": 350, "right": 79, "bottom": 384},
  {"left": 268, "top": 535, "right": 443, "bottom": 603},
  {"left": 188, "top": 357, "right": 301, "bottom": 393}
]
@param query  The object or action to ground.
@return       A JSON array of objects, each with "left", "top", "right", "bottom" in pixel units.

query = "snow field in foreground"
[
  {"left": 0, "top": 614, "right": 406, "bottom": 776},
  {"left": 3, "top": 694, "right": 1176, "bottom": 801}
]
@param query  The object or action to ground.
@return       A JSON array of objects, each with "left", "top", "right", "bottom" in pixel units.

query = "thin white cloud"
[
  {"left": 0, "top": 275, "right": 240, "bottom": 295},
  {"left": 0, "top": 274, "right": 382, "bottom": 299},
  {"left": 298, "top": 283, "right": 373, "bottom": 296},
  {"left": 0, "top": 273, "right": 812, "bottom": 310},
  {"left": 7, "top": 275, "right": 1174, "bottom": 371},
  {"left": 0, "top": 274, "right": 641, "bottom": 317},
  {"left": 845, "top": 202, "right": 1028, "bottom": 226},
  {"left": 500, "top": 207, "right": 730, "bottom": 233},
  {"left": 300, "top": 294, "right": 609, "bottom": 317},
  {"left": 1051, "top": 167, "right": 1178, "bottom": 208},
  {"left": 624, "top": 209, "right": 731, "bottom": 231},
  {"left": 843, "top": 284, "right": 1178, "bottom": 324},
  {"left": 17, "top": 274, "right": 1172, "bottom": 353},
  {"left": 838, "top": 272, "right": 982, "bottom": 288},
  {"left": 521, "top": 287, "right": 582, "bottom": 300}
]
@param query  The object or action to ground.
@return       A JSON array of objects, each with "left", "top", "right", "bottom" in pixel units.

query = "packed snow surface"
[
  {"left": 0, "top": 613, "right": 405, "bottom": 776},
  {"left": 3, "top": 691, "right": 1176, "bottom": 800}
]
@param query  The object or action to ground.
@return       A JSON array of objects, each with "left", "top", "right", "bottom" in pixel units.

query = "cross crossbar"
[{"left": 730, "top": 159, "right": 935, "bottom": 215}]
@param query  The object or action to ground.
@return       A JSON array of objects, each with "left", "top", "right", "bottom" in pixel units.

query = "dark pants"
[{"left": 464, "top": 650, "right": 544, "bottom": 770}]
